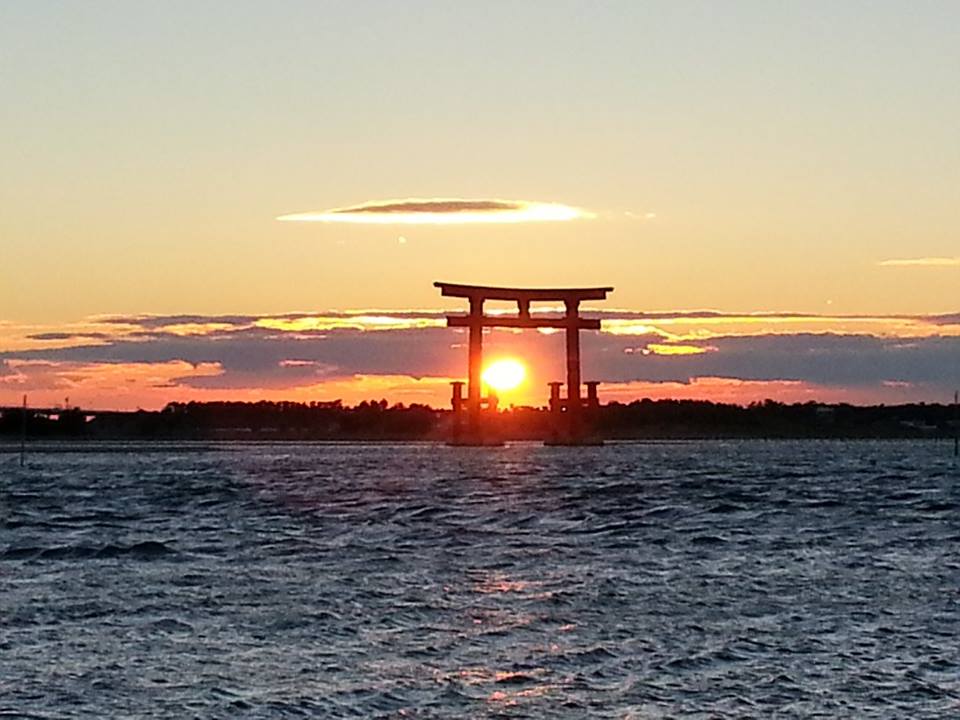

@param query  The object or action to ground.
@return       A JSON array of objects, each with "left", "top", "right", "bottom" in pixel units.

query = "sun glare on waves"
[
  {"left": 482, "top": 358, "right": 526, "bottom": 392},
  {"left": 277, "top": 198, "right": 589, "bottom": 224}
]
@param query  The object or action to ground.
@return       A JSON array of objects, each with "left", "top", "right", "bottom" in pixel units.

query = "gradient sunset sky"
[{"left": 2, "top": 1, "right": 959, "bottom": 409}]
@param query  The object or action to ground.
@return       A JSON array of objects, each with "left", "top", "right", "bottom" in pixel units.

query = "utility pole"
[
  {"left": 954, "top": 390, "right": 958, "bottom": 458},
  {"left": 20, "top": 394, "right": 27, "bottom": 467}
]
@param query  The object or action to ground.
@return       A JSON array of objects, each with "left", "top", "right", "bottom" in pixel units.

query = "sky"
[{"left": 2, "top": 1, "right": 959, "bottom": 409}]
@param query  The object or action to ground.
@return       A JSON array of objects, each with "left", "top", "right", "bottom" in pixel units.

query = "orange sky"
[{"left": 2, "top": 3, "right": 958, "bottom": 408}]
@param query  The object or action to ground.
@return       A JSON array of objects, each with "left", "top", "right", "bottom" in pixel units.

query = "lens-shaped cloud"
[
  {"left": 878, "top": 257, "right": 960, "bottom": 267},
  {"left": 277, "top": 198, "right": 589, "bottom": 224}
]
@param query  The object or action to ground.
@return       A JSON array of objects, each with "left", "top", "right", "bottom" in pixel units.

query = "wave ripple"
[{"left": 2, "top": 440, "right": 958, "bottom": 717}]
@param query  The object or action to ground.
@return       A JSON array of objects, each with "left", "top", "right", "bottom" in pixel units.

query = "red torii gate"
[{"left": 434, "top": 281, "right": 613, "bottom": 445}]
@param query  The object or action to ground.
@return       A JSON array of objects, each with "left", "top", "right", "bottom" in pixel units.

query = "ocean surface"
[{"left": 1, "top": 441, "right": 958, "bottom": 718}]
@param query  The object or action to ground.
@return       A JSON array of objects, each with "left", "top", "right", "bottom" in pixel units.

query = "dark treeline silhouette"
[{"left": 0, "top": 398, "right": 957, "bottom": 440}]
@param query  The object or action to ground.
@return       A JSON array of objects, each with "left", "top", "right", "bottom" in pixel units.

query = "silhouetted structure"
[{"left": 435, "top": 281, "right": 612, "bottom": 445}]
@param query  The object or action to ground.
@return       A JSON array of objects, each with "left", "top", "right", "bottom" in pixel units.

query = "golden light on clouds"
[
  {"left": 254, "top": 315, "right": 444, "bottom": 333},
  {"left": 156, "top": 322, "right": 238, "bottom": 337},
  {"left": 644, "top": 343, "right": 714, "bottom": 356},
  {"left": 599, "top": 314, "right": 960, "bottom": 340},
  {"left": 277, "top": 198, "right": 589, "bottom": 224}
]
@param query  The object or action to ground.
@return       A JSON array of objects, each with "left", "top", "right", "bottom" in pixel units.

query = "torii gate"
[{"left": 434, "top": 281, "right": 613, "bottom": 445}]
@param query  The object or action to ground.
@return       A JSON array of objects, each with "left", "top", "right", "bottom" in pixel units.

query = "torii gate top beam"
[{"left": 434, "top": 281, "right": 612, "bottom": 304}]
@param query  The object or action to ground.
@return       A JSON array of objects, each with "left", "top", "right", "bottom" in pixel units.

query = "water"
[{"left": 1, "top": 441, "right": 958, "bottom": 718}]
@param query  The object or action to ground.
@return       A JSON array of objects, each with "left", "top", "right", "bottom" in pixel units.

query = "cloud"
[
  {"left": 878, "top": 257, "right": 960, "bottom": 267},
  {"left": 3, "top": 309, "right": 960, "bottom": 408},
  {"left": 277, "top": 198, "right": 589, "bottom": 224},
  {"left": 1, "top": 327, "right": 464, "bottom": 385},
  {"left": 1, "top": 359, "right": 223, "bottom": 395},
  {"left": 597, "top": 311, "right": 960, "bottom": 340},
  {"left": 13, "top": 309, "right": 958, "bottom": 350},
  {"left": 584, "top": 332, "right": 960, "bottom": 388},
  {"left": 27, "top": 332, "right": 110, "bottom": 341}
]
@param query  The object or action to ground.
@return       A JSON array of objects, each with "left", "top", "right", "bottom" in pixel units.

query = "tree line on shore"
[{"left": 1, "top": 398, "right": 957, "bottom": 440}]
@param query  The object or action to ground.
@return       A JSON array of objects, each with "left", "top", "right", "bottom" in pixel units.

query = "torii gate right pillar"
[
  {"left": 467, "top": 297, "right": 484, "bottom": 430},
  {"left": 565, "top": 299, "right": 583, "bottom": 436}
]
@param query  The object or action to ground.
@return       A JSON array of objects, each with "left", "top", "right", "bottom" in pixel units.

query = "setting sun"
[{"left": 482, "top": 358, "right": 526, "bottom": 392}]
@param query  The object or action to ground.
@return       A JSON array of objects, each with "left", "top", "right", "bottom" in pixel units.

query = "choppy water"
[{"left": 1, "top": 441, "right": 958, "bottom": 718}]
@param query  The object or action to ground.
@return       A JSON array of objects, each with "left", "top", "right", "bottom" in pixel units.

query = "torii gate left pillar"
[
  {"left": 435, "top": 281, "right": 613, "bottom": 445},
  {"left": 466, "top": 296, "right": 484, "bottom": 434}
]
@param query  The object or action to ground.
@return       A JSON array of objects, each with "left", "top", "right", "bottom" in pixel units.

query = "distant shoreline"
[
  {"left": 1, "top": 437, "right": 955, "bottom": 455},
  {"left": 2, "top": 399, "right": 957, "bottom": 444}
]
